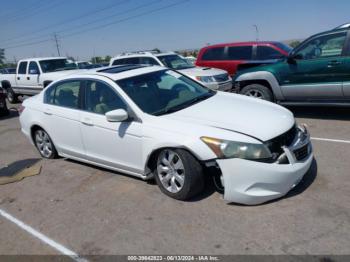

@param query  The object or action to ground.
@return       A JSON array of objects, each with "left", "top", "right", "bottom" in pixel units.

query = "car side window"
[
  {"left": 112, "top": 57, "right": 141, "bottom": 65},
  {"left": 295, "top": 32, "right": 347, "bottom": 60},
  {"left": 139, "top": 57, "right": 160, "bottom": 65},
  {"left": 257, "top": 46, "right": 284, "bottom": 60},
  {"left": 28, "top": 62, "right": 40, "bottom": 74},
  {"left": 18, "top": 62, "right": 28, "bottom": 74},
  {"left": 201, "top": 47, "right": 225, "bottom": 61},
  {"left": 227, "top": 46, "right": 253, "bottom": 60},
  {"left": 45, "top": 81, "right": 81, "bottom": 109},
  {"left": 85, "top": 80, "right": 127, "bottom": 115}
]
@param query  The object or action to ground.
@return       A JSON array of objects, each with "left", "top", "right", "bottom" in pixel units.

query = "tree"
[
  {"left": 289, "top": 40, "right": 301, "bottom": 48},
  {"left": 0, "top": 49, "right": 5, "bottom": 66},
  {"left": 104, "top": 55, "right": 111, "bottom": 63}
]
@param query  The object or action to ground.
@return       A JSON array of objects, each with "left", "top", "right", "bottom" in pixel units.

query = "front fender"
[{"left": 235, "top": 71, "right": 284, "bottom": 101}]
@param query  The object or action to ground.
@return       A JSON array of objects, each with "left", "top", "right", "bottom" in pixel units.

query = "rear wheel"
[
  {"left": 240, "top": 84, "right": 273, "bottom": 102},
  {"left": 154, "top": 149, "right": 204, "bottom": 200},
  {"left": 34, "top": 129, "right": 58, "bottom": 159},
  {"left": 6, "top": 87, "right": 19, "bottom": 104}
]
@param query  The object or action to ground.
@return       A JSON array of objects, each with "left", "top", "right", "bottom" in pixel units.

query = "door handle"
[
  {"left": 44, "top": 109, "right": 52, "bottom": 115},
  {"left": 81, "top": 118, "right": 93, "bottom": 126},
  {"left": 17, "top": 77, "right": 20, "bottom": 80},
  {"left": 27, "top": 76, "right": 30, "bottom": 80}
]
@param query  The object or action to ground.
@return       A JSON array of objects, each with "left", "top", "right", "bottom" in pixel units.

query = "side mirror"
[
  {"left": 105, "top": 109, "right": 129, "bottom": 122},
  {"left": 29, "top": 69, "right": 39, "bottom": 75}
]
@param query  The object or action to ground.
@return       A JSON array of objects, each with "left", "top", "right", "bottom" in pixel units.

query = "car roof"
[
  {"left": 202, "top": 41, "right": 284, "bottom": 49},
  {"left": 112, "top": 51, "right": 176, "bottom": 60},
  {"left": 19, "top": 57, "right": 67, "bottom": 62},
  {"left": 64, "top": 65, "right": 166, "bottom": 81}
]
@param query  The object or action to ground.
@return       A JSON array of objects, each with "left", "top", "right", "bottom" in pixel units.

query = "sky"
[{"left": 1, "top": 0, "right": 350, "bottom": 62}]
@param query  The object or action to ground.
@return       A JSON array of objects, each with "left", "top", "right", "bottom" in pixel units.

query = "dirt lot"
[{"left": 0, "top": 101, "right": 350, "bottom": 257}]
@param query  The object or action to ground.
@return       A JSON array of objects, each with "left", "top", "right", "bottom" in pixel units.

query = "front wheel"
[
  {"left": 240, "top": 84, "right": 273, "bottom": 102},
  {"left": 6, "top": 88, "right": 19, "bottom": 104},
  {"left": 154, "top": 149, "right": 204, "bottom": 200}
]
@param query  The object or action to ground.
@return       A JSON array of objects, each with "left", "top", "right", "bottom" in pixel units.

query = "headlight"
[
  {"left": 196, "top": 76, "right": 216, "bottom": 83},
  {"left": 201, "top": 136, "right": 272, "bottom": 160}
]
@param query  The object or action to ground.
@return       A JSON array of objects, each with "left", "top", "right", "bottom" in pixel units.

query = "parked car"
[
  {"left": 0, "top": 86, "right": 9, "bottom": 116},
  {"left": 19, "top": 65, "right": 313, "bottom": 205},
  {"left": 0, "top": 57, "right": 84, "bottom": 103},
  {"left": 110, "top": 51, "right": 232, "bottom": 91},
  {"left": 0, "top": 68, "right": 16, "bottom": 74},
  {"left": 183, "top": 56, "right": 196, "bottom": 65},
  {"left": 196, "top": 41, "right": 292, "bottom": 76},
  {"left": 233, "top": 24, "right": 350, "bottom": 104}
]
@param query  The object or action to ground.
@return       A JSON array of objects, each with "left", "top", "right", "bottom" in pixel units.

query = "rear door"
[
  {"left": 16, "top": 61, "right": 28, "bottom": 89},
  {"left": 43, "top": 79, "right": 85, "bottom": 158}
]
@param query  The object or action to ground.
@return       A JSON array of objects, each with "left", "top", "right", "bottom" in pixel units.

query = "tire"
[
  {"left": 6, "top": 87, "right": 19, "bottom": 104},
  {"left": 240, "top": 84, "right": 274, "bottom": 102},
  {"left": 34, "top": 128, "right": 58, "bottom": 159},
  {"left": 154, "top": 148, "right": 204, "bottom": 200}
]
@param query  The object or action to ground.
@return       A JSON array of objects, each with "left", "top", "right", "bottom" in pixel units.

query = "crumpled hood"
[
  {"left": 163, "top": 92, "right": 295, "bottom": 141},
  {"left": 179, "top": 66, "right": 228, "bottom": 77}
]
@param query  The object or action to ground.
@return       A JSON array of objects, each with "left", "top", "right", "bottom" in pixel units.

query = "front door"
[
  {"left": 79, "top": 79, "right": 143, "bottom": 174},
  {"left": 27, "top": 61, "right": 41, "bottom": 94},
  {"left": 280, "top": 31, "right": 348, "bottom": 100}
]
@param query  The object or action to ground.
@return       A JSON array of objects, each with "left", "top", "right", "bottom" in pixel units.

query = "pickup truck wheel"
[
  {"left": 154, "top": 149, "right": 204, "bottom": 200},
  {"left": 240, "top": 84, "right": 273, "bottom": 102},
  {"left": 6, "top": 88, "right": 19, "bottom": 104}
]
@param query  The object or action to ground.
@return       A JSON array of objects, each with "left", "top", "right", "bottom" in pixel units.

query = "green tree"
[
  {"left": 0, "top": 49, "right": 5, "bottom": 66},
  {"left": 104, "top": 55, "right": 112, "bottom": 63},
  {"left": 289, "top": 40, "right": 301, "bottom": 49}
]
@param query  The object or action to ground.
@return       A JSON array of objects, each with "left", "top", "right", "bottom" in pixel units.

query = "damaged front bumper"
[{"left": 216, "top": 126, "right": 313, "bottom": 205}]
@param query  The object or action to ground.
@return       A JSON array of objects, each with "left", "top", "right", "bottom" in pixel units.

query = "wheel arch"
[
  {"left": 144, "top": 145, "right": 205, "bottom": 177},
  {"left": 1, "top": 80, "right": 11, "bottom": 89},
  {"left": 235, "top": 71, "right": 284, "bottom": 101}
]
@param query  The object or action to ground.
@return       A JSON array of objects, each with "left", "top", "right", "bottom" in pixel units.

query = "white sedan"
[{"left": 19, "top": 65, "right": 313, "bottom": 205}]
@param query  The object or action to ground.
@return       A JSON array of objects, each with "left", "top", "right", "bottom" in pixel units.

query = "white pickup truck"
[{"left": 0, "top": 57, "right": 82, "bottom": 103}]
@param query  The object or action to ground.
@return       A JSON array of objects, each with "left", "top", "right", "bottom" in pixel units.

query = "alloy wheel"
[
  {"left": 157, "top": 150, "right": 185, "bottom": 193},
  {"left": 35, "top": 130, "right": 53, "bottom": 158},
  {"left": 245, "top": 89, "right": 264, "bottom": 99}
]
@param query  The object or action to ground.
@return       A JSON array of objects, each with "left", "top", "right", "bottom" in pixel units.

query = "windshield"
[
  {"left": 157, "top": 55, "right": 195, "bottom": 70},
  {"left": 39, "top": 59, "right": 77, "bottom": 73},
  {"left": 116, "top": 69, "right": 215, "bottom": 116}
]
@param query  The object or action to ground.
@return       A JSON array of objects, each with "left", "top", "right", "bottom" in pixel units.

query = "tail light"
[{"left": 18, "top": 105, "right": 25, "bottom": 114}]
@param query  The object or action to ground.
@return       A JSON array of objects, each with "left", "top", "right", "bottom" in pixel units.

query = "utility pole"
[
  {"left": 253, "top": 25, "right": 259, "bottom": 42},
  {"left": 53, "top": 33, "right": 61, "bottom": 56}
]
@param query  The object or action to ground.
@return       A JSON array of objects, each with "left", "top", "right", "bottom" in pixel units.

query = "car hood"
[
  {"left": 178, "top": 66, "right": 228, "bottom": 77},
  {"left": 163, "top": 92, "right": 295, "bottom": 142}
]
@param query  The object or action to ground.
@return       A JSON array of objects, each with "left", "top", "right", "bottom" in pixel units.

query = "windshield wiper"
[{"left": 154, "top": 93, "right": 215, "bottom": 116}]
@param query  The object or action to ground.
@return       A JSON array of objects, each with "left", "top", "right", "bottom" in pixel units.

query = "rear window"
[
  {"left": 201, "top": 47, "right": 225, "bottom": 61},
  {"left": 227, "top": 46, "right": 253, "bottom": 60},
  {"left": 256, "top": 46, "right": 285, "bottom": 60},
  {"left": 112, "top": 57, "right": 140, "bottom": 66}
]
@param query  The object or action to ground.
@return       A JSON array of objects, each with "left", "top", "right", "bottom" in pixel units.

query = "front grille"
[
  {"left": 213, "top": 73, "right": 229, "bottom": 82},
  {"left": 266, "top": 125, "right": 298, "bottom": 155},
  {"left": 293, "top": 144, "right": 309, "bottom": 161}
]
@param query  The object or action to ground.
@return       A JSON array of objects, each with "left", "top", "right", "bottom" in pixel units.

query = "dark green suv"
[{"left": 233, "top": 24, "right": 350, "bottom": 105}]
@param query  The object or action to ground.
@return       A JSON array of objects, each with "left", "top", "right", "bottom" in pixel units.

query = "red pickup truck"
[{"left": 196, "top": 41, "right": 292, "bottom": 76}]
